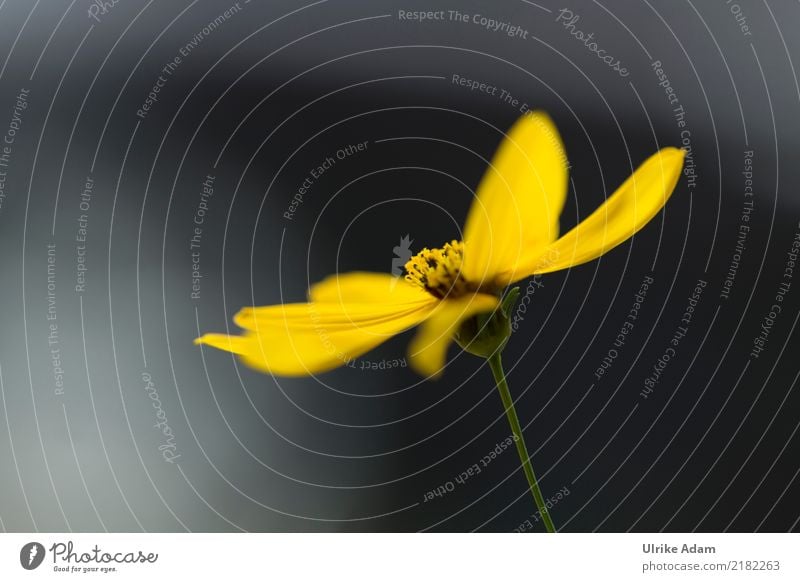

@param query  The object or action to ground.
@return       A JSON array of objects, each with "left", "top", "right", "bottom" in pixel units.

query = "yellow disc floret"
[{"left": 403, "top": 240, "right": 476, "bottom": 299}]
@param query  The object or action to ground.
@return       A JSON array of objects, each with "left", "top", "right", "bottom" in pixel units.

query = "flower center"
[{"left": 404, "top": 240, "right": 477, "bottom": 299}]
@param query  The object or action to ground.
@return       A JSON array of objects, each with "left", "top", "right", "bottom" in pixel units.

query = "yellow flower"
[{"left": 195, "top": 112, "right": 684, "bottom": 378}]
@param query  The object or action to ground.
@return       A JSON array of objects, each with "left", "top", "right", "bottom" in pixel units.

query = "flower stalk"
[
  {"left": 487, "top": 351, "right": 556, "bottom": 533},
  {"left": 455, "top": 288, "right": 556, "bottom": 532}
]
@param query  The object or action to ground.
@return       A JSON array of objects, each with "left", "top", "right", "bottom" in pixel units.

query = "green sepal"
[
  {"left": 454, "top": 288, "right": 519, "bottom": 359},
  {"left": 501, "top": 286, "right": 521, "bottom": 318}
]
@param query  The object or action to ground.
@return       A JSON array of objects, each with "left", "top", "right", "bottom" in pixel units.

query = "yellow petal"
[
  {"left": 196, "top": 273, "right": 437, "bottom": 376},
  {"left": 462, "top": 112, "right": 568, "bottom": 287},
  {"left": 506, "top": 147, "right": 685, "bottom": 280},
  {"left": 309, "top": 271, "right": 432, "bottom": 304},
  {"left": 407, "top": 293, "right": 499, "bottom": 378}
]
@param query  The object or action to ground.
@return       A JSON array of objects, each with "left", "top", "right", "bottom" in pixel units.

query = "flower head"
[{"left": 195, "top": 112, "right": 684, "bottom": 378}]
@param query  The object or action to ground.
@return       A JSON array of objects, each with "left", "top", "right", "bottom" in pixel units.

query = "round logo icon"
[{"left": 20, "top": 542, "right": 45, "bottom": 570}]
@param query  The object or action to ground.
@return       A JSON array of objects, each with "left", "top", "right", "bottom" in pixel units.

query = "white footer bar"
[{"left": 1, "top": 533, "right": 797, "bottom": 581}]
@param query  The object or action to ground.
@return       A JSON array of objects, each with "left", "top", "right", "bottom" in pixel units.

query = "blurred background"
[{"left": 0, "top": 0, "right": 798, "bottom": 532}]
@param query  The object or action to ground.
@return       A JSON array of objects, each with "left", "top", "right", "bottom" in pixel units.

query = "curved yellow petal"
[
  {"left": 196, "top": 273, "right": 437, "bottom": 376},
  {"left": 309, "top": 271, "right": 432, "bottom": 304},
  {"left": 505, "top": 147, "right": 685, "bottom": 280},
  {"left": 407, "top": 293, "right": 499, "bottom": 378},
  {"left": 462, "top": 112, "right": 569, "bottom": 287}
]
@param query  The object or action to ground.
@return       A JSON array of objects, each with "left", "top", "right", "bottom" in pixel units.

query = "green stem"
[{"left": 488, "top": 352, "right": 556, "bottom": 533}]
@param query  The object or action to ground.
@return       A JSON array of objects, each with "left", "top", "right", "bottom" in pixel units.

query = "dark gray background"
[{"left": 0, "top": 0, "right": 798, "bottom": 532}]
